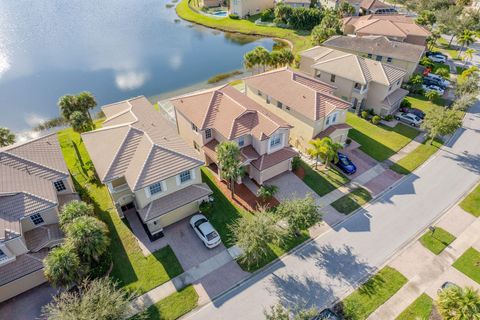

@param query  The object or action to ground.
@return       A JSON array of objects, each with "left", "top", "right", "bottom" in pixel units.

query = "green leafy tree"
[
  {"left": 70, "top": 111, "right": 93, "bottom": 133},
  {"left": 437, "top": 286, "right": 480, "bottom": 320},
  {"left": 257, "top": 184, "right": 279, "bottom": 202},
  {"left": 307, "top": 137, "right": 342, "bottom": 169},
  {"left": 59, "top": 200, "right": 95, "bottom": 229},
  {"left": 264, "top": 303, "right": 318, "bottom": 320},
  {"left": 452, "top": 93, "right": 477, "bottom": 111},
  {"left": 425, "top": 90, "right": 441, "bottom": 101},
  {"left": 456, "top": 67, "right": 480, "bottom": 95},
  {"left": 0, "top": 127, "right": 15, "bottom": 147},
  {"left": 311, "top": 11, "right": 342, "bottom": 44},
  {"left": 463, "top": 48, "right": 476, "bottom": 66},
  {"left": 43, "top": 244, "right": 81, "bottom": 288},
  {"left": 274, "top": 4, "right": 293, "bottom": 24},
  {"left": 338, "top": 1, "right": 355, "bottom": 16},
  {"left": 216, "top": 141, "right": 243, "bottom": 198},
  {"left": 427, "top": 29, "right": 441, "bottom": 51},
  {"left": 58, "top": 92, "right": 97, "bottom": 128},
  {"left": 275, "top": 196, "right": 321, "bottom": 235},
  {"left": 416, "top": 10, "right": 436, "bottom": 26},
  {"left": 422, "top": 109, "right": 463, "bottom": 143},
  {"left": 42, "top": 277, "right": 136, "bottom": 320},
  {"left": 420, "top": 57, "right": 434, "bottom": 69},
  {"left": 230, "top": 210, "right": 284, "bottom": 269},
  {"left": 278, "top": 48, "right": 295, "bottom": 66},
  {"left": 287, "top": 7, "right": 323, "bottom": 30},
  {"left": 65, "top": 216, "right": 110, "bottom": 263},
  {"left": 435, "top": 6, "right": 463, "bottom": 47}
]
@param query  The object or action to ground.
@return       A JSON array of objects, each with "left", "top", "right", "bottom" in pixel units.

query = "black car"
[
  {"left": 313, "top": 309, "right": 342, "bottom": 320},
  {"left": 399, "top": 107, "right": 426, "bottom": 119},
  {"left": 426, "top": 51, "right": 447, "bottom": 59},
  {"left": 423, "top": 78, "right": 447, "bottom": 90}
]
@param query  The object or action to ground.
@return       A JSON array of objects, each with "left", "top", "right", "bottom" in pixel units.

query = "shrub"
[
  {"left": 425, "top": 90, "right": 440, "bottom": 101},
  {"left": 59, "top": 200, "right": 94, "bottom": 229},
  {"left": 260, "top": 8, "right": 274, "bottom": 22},
  {"left": 345, "top": 138, "right": 352, "bottom": 145},
  {"left": 400, "top": 99, "right": 412, "bottom": 110},
  {"left": 275, "top": 196, "right": 322, "bottom": 235},
  {"left": 44, "top": 244, "right": 81, "bottom": 288},
  {"left": 435, "top": 68, "right": 450, "bottom": 79},
  {"left": 383, "top": 114, "right": 394, "bottom": 121},
  {"left": 371, "top": 115, "right": 381, "bottom": 125},
  {"left": 199, "top": 200, "right": 213, "bottom": 214},
  {"left": 420, "top": 57, "right": 434, "bottom": 69},
  {"left": 229, "top": 13, "right": 239, "bottom": 19},
  {"left": 361, "top": 111, "right": 368, "bottom": 119},
  {"left": 367, "top": 109, "right": 376, "bottom": 116},
  {"left": 88, "top": 251, "right": 112, "bottom": 279},
  {"left": 291, "top": 156, "right": 301, "bottom": 171},
  {"left": 257, "top": 185, "right": 279, "bottom": 201}
]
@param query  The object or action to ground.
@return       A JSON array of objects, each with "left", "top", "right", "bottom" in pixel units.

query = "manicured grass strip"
[
  {"left": 331, "top": 188, "right": 372, "bottom": 214},
  {"left": 396, "top": 293, "right": 433, "bottom": 320},
  {"left": 419, "top": 227, "right": 456, "bottom": 255},
  {"left": 346, "top": 113, "right": 419, "bottom": 162},
  {"left": 453, "top": 247, "right": 480, "bottom": 284},
  {"left": 176, "top": 0, "right": 312, "bottom": 52},
  {"left": 460, "top": 183, "right": 480, "bottom": 217},
  {"left": 390, "top": 139, "right": 443, "bottom": 175},
  {"left": 58, "top": 125, "right": 183, "bottom": 295},
  {"left": 132, "top": 285, "right": 199, "bottom": 320},
  {"left": 342, "top": 266, "right": 408, "bottom": 320},
  {"left": 299, "top": 160, "right": 349, "bottom": 197},
  {"left": 404, "top": 94, "right": 447, "bottom": 113}
]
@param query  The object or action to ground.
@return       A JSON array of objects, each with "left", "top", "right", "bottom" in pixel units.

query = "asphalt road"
[{"left": 187, "top": 102, "right": 480, "bottom": 320}]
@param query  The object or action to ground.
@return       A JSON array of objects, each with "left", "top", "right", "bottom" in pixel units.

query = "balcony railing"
[
  {"left": 352, "top": 86, "right": 368, "bottom": 95},
  {"left": 111, "top": 184, "right": 130, "bottom": 193}
]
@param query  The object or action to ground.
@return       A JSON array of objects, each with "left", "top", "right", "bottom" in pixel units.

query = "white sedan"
[
  {"left": 190, "top": 214, "right": 222, "bottom": 248},
  {"left": 394, "top": 112, "right": 423, "bottom": 127},
  {"left": 422, "top": 84, "right": 445, "bottom": 96},
  {"left": 429, "top": 55, "right": 446, "bottom": 63}
]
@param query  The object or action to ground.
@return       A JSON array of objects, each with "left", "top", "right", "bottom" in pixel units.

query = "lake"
[{"left": 0, "top": 0, "right": 275, "bottom": 133}]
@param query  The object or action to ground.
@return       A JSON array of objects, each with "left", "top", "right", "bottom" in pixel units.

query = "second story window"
[
  {"left": 54, "top": 180, "right": 66, "bottom": 192},
  {"left": 270, "top": 134, "right": 282, "bottom": 148},
  {"left": 193, "top": 141, "right": 200, "bottom": 151},
  {"left": 266, "top": 95, "right": 271, "bottom": 104},
  {"left": 30, "top": 213, "right": 45, "bottom": 226},
  {"left": 277, "top": 101, "right": 283, "bottom": 109},
  {"left": 0, "top": 249, "right": 6, "bottom": 260},
  {"left": 192, "top": 123, "right": 198, "bottom": 132},
  {"left": 238, "top": 136, "right": 245, "bottom": 147},
  {"left": 330, "top": 74, "right": 336, "bottom": 83},
  {"left": 367, "top": 53, "right": 372, "bottom": 58},
  {"left": 205, "top": 128, "right": 212, "bottom": 139},
  {"left": 179, "top": 170, "right": 192, "bottom": 183},
  {"left": 387, "top": 57, "right": 393, "bottom": 63},
  {"left": 149, "top": 182, "right": 163, "bottom": 195},
  {"left": 376, "top": 55, "right": 383, "bottom": 61}
]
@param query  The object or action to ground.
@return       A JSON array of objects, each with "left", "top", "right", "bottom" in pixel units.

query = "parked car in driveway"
[
  {"left": 429, "top": 55, "right": 447, "bottom": 63},
  {"left": 313, "top": 308, "right": 342, "bottom": 320},
  {"left": 399, "top": 106, "right": 425, "bottom": 119},
  {"left": 426, "top": 51, "right": 447, "bottom": 59},
  {"left": 190, "top": 214, "right": 222, "bottom": 248},
  {"left": 423, "top": 78, "right": 447, "bottom": 90},
  {"left": 422, "top": 84, "right": 445, "bottom": 96},
  {"left": 438, "top": 281, "right": 460, "bottom": 294},
  {"left": 394, "top": 112, "right": 423, "bottom": 127},
  {"left": 334, "top": 152, "right": 356, "bottom": 175},
  {"left": 425, "top": 73, "right": 450, "bottom": 87}
]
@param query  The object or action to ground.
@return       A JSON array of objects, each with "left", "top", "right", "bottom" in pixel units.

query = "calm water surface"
[{"left": 0, "top": 0, "right": 274, "bottom": 132}]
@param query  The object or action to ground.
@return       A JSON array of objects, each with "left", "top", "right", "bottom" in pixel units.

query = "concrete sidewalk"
[{"left": 369, "top": 206, "right": 480, "bottom": 319}]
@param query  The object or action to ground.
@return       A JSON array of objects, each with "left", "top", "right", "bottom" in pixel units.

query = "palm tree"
[
  {"left": 307, "top": 137, "right": 343, "bottom": 170},
  {"left": 254, "top": 46, "right": 271, "bottom": 72},
  {"left": 437, "top": 286, "right": 480, "bottom": 320},
  {"left": 463, "top": 48, "right": 476, "bottom": 66},
  {"left": 43, "top": 245, "right": 81, "bottom": 288},
  {"left": 457, "top": 30, "right": 476, "bottom": 57},
  {"left": 76, "top": 91, "right": 97, "bottom": 122},
  {"left": 216, "top": 141, "right": 243, "bottom": 198},
  {"left": 307, "top": 138, "right": 324, "bottom": 169},
  {"left": 59, "top": 200, "right": 94, "bottom": 229},
  {"left": 65, "top": 216, "right": 110, "bottom": 263},
  {"left": 0, "top": 127, "right": 15, "bottom": 147},
  {"left": 279, "top": 48, "right": 295, "bottom": 67},
  {"left": 58, "top": 94, "right": 78, "bottom": 120}
]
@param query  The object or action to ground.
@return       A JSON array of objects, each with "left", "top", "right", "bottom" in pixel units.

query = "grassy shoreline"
[{"left": 175, "top": 0, "right": 312, "bottom": 52}]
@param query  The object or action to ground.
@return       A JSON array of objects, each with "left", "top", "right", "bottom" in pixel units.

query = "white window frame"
[
  {"left": 179, "top": 170, "right": 191, "bottom": 183},
  {"left": 205, "top": 128, "right": 212, "bottom": 139},
  {"left": 30, "top": 213, "right": 45, "bottom": 226},
  {"left": 269, "top": 133, "right": 283, "bottom": 151},
  {"left": 176, "top": 169, "right": 196, "bottom": 185},
  {"left": 54, "top": 180, "right": 66, "bottom": 192},
  {"left": 146, "top": 181, "right": 167, "bottom": 198},
  {"left": 330, "top": 74, "right": 336, "bottom": 83}
]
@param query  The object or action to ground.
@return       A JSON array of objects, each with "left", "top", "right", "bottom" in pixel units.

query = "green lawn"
[
  {"left": 299, "top": 160, "right": 349, "bottom": 197},
  {"left": 453, "top": 247, "right": 480, "bottom": 284},
  {"left": 434, "top": 38, "right": 460, "bottom": 60},
  {"left": 346, "top": 113, "right": 420, "bottom": 162},
  {"left": 390, "top": 139, "right": 443, "bottom": 175},
  {"left": 460, "top": 183, "right": 480, "bottom": 217},
  {"left": 341, "top": 266, "right": 408, "bottom": 320},
  {"left": 131, "top": 285, "right": 199, "bottom": 320},
  {"left": 176, "top": 0, "right": 312, "bottom": 52},
  {"left": 201, "top": 167, "right": 310, "bottom": 272},
  {"left": 58, "top": 125, "right": 184, "bottom": 295},
  {"left": 419, "top": 227, "right": 456, "bottom": 255},
  {"left": 331, "top": 188, "right": 372, "bottom": 214},
  {"left": 404, "top": 95, "right": 447, "bottom": 114},
  {"left": 396, "top": 294, "right": 434, "bottom": 320}
]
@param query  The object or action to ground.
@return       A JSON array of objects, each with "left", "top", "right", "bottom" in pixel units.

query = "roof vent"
[{"left": 302, "top": 95, "right": 306, "bottom": 99}]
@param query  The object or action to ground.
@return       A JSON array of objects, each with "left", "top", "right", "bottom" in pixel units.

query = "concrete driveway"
[{"left": 341, "top": 146, "right": 378, "bottom": 180}]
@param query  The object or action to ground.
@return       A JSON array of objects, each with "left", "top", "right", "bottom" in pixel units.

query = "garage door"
[
  {"left": 157, "top": 201, "right": 199, "bottom": 227},
  {"left": 261, "top": 159, "right": 291, "bottom": 183}
]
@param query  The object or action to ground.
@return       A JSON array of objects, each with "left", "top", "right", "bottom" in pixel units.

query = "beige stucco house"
[
  {"left": 200, "top": 0, "right": 225, "bottom": 8},
  {"left": 171, "top": 85, "right": 297, "bottom": 185},
  {"left": 244, "top": 68, "right": 352, "bottom": 152},
  {"left": 342, "top": 14, "right": 431, "bottom": 46},
  {"left": 275, "top": 0, "right": 312, "bottom": 7},
  {"left": 323, "top": 35, "right": 425, "bottom": 80},
  {"left": 319, "top": 0, "right": 361, "bottom": 15},
  {"left": 82, "top": 96, "right": 212, "bottom": 239},
  {"left": 0, "top": 134, "right": 77, "bottom": 303},
  {"left": 300, "top": 46, "right": 408, "bottom": 116},
  {"left": 229, "top": 0, "right": 274, "bottom": 17},
  {"left": 360, "top": 0, "right": 395, "bottom": 14}
]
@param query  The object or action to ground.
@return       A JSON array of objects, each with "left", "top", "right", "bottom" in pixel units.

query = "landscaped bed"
[
  {"left": 390, "top": 139, "right": 443, "bottom": 175},
  {"left": 396, "top": 293, "right": 434, "bottom": 320},
  {"left": 296, "top": 160, "right": 349, "bottom": 197},
  {"left": 419, "top": 227, "right": 456, "bottom": 255},
  {"left": 346, "top": 113, "right": 419, "bottom": 162},
  {"left": 460, "top": 183, "right": 480, "bottom": 217},
  {"left": 58, "top": 124, "right": 184, "bottom": 295},
  {"left": 331, "top": 188, "right": 372, "bottom": 214},
  {"left": 340, "top": 266, "right": 408, "bottom": 320},
  {"left": 452, "top": 247, "right": 480, "bottom": 284}
]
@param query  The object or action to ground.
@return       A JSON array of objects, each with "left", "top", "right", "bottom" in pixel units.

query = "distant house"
[
  {"left": 0, "top": 134, "right": 78, "bottom": 303},
  {"left": 200, "top": 0, "right": 224, "bottom": 7},
  {"left": 229, "top": 0, "right": 274, "bottom": 17},
  {"left": 82, "top": 96, "right": 212, "bottom": 239},
  {"left": 300, "top": 46, "right": 408, "bottom": 116},
  {"left": 360, "top": 0, "right": 397, "bottom": 15},
  {"left": 276, "top": 0, "right": 312, "bottom": 8},
  {"left": 171, "top": 85, "right": 297, "bottom": 185},
  {"left": 244, "top": 68, "right": 352, "bottom": 152},
  {"left": 342, "top": 14, "right": 431, "bottom": 46},
  {"left": 319, "top": 0, "right": 361, "bottom": 15},
  {"left": 323, "top": 35, "right": 425, "bottom": 79}
]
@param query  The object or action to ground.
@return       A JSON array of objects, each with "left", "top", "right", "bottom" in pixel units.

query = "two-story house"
[
  {"left": 171, "top": 85, "right": 297, "bottom": 185},
  {"left": 0, "top": 134, "right": 77, "bottom": 302},
  {"left": 323, "top": 35, "right": 425, "bottom": 80},
  {"left": 82, "top": 96, "right": 212, "bottom": 239},
  {"left": 299, "top": 46, "right": 408, "bottom": 116},
  {"left": 243, "top": 68, "right": 352, "bottom": 152},
  {"left": 229, "top": 0, "right": 274, "bottom": 18}
]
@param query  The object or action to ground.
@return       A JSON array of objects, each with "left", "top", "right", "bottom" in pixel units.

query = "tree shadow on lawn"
[{"left": 348, "top": 129, "right": 397, "bottom": 162}]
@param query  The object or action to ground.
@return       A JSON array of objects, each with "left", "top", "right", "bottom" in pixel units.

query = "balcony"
[
  {"left": 111, "top": 184, "right": 130, "bottom": 193},
  {"left": 352, "top": 86, "right": 368, "bottom": 95}
]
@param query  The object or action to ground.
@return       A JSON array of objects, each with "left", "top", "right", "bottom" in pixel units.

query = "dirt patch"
[{"left": 216, "top": 179, "right": 279, "bottom": 212}]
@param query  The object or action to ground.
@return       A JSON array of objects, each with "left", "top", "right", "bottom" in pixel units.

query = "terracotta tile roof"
[
  {"left": 82, "top": 96, "right": 203, "bottom": 190},
  {"left": 171, "top": 85, "right": 291, "bottom": 141},
  {"left": 314, "top": 123, "right": 352, "bottom": 139},
  {"left": 302, "top": 46, "right": 406, "bottom": 86},
  {"left": 360, "top": 0, "right": 390, "bottom": 10},
  {"left": 244, "top": 68, "right": 351, "bottom": 121},
  {"left": 138, "top": 183, "right": 212, "bottom": 222},
  {"left": 343, "top": 14, "right": 431, "bottom": 38},
  {"left": 382, "top": 87, "right": 409, "bottom": 106},
  {"left": 251, "top": 147, "right": 298, "bottom": 171},
  {"left": 203, "top": 139, "right": 219, "bottom": 163},
  {"left": 203, "top": 140, "right": 260, "bottom": 164},
  {"left": 323, "top": 35, "right": 425, "bottom": 63},
  {"left": 240, "top": 145, "right": 260, "bottom": 162},
  {"left": 0, "top": 250, "right": 47, "bottom": 286}
]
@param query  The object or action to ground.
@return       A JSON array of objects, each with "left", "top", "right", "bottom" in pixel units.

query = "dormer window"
[
  {"left": 54, "top": 180, "right": 66, "bottom": 192},
  {"left": 30, "top": 213, "right": 45, "bottom": 226},
  {"left": 205, "top": 128, "right": 212, "bottom": 139},
  {"left": 270, "top": 133, "right": 282, "bottom": 148},
  {"left": 238, "top": 136, "right": 245, "bottom": 147},
  {"left": 192, "top": 123, "right": 198, "bottom": 132}
]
